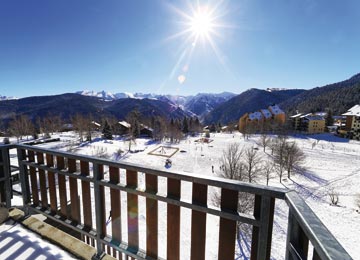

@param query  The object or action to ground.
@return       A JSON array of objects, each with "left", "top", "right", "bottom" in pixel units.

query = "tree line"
[{"left": 2, "top": 110, "right": 203, "bottom": 143}]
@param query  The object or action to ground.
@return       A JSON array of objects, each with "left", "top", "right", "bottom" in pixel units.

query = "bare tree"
[
  {"left": 263, "top": 161, "right": 274, "bottom": 186},
  {"left": 259, "top": 133, "right": 271, "bottom": 152},
  {"left": 284, "top": 141, "right": 305, "bottom": 178},
  {"left": 151, "top": 116, "right": 167, "bottom": 141},
  {"left": 272, "top": 136, "right": 288, "bottom": 182},
  {"left": 243, "top": 147, "right": 262, "bottom": 183},
  {"left": 218, "top": 143, "right": 245, "bottom": 180},
  {"left": 8, "top": 115, "right": 34, "bottom": 142},
  {"left": 126, "top": 109, "right": 141, "bottom": 139},
  {"left": 71, "top": 114, "right": 87, "bottom": 142}
]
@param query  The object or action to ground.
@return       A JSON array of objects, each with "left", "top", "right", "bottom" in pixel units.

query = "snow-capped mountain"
[
  {"left": 76, "top": 90, "right": 235, "bottom": 117},
  {"left": 184, "top": 92, "right": 236, "bottom": 117},
  {"left": 76, "top": 90, "right": 236, "bottom": 117},
  {"left": 76, "top": 90, "right": 116, "bottom": 101},
  {"left": 0, "top": 95, "right": 17, "bottom": 101}
]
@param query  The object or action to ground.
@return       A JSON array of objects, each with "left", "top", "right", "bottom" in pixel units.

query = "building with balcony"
[
  {"left": 342, "top": 104, "right": 360, "bottom": 140},
  {"left": 238, "top": 105, "right": 286, "bottom": 133},
  {"left": 290, "top": 113, "right": 325, "bottom": 134}
]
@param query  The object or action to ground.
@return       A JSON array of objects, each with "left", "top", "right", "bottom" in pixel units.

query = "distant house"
[
  {"left": 290, "top": 113, "right": 325, "bottom": 134},
  {"left": 342, "top": 105, "right": 360, "bottom": 140},
  {"left": 238, "top": 105, "right": 285, "bottom": 132},
  {"left": 115, "top": 121, "right": 131, "bottom": 135},
  {"left": 91, "top": 121, "right": 101, "bottom": 131},
  {"left": 140, "top": 124, "right": 153, "bottom": 138}
]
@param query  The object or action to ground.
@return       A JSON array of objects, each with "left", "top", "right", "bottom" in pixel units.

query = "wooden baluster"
[
  {"left": 81, "top": 160, "right": 93, "bottom": 245},
  {"left": 46, "top": 154, "right": 57, "bottom": 213},
  {"left": 37, "top": 152, "right": 48, "bottom": 208},
  {"left": 146, "top": 174, "right": 158, "bottom": 258},
  {"left": 126, "top": 169, "right": 139, "bottom": 254},
  {"left": 218, "top": 188, "right": 237, "bottom": 260},
  {"left": 28, "top": 150, "right": 39, "bottom": 205},
  {"left": 68, "top": 158, "right": 80, "bottom": 223},
  {"left": 190, "top": 183, "right": 207, "bottom": 260},
  {"left": 57, "top": 156, "right": 68, "bottom": 218},
  {"left": 167, "top": 178, "right": 181, "bottom": 260},
  {"left": 110, "top": 166, "right": 122, "bottom": 259}
]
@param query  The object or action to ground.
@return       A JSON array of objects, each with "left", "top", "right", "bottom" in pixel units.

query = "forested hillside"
[{"left": 280, "top": 73, "right": 360, "bottom": 115}]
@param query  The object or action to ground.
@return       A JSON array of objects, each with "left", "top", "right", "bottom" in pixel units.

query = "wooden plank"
[
  {"left": 46, "top": 154, "right": 57, "bottom": 213},
  {"left": 218, "top": 188, "right": 237, "bottom": 260},
  {"left": 110, "top": 166, "right": 121, "bottom": 259},
  {"left": 80, "top": 160, "right": 93, "bottom": 245},
  {"left": 126, "top": 169, "right": 138, "bottom": 252},
  {"left": 68, "top": 158, "right": 80, "bottom": 223},
  {"left": 28, "top": 150, "right": 39, "bottom": 205},
  {"left": 167, "top": 178, "right": 181, "bottom": 260},
  {"left": 146, "top": 174, "right": 158, "bottom": 258},
  {"left": 37, "top": 152, "right": 48, "bottom": 208},
  {"left": 57, "top": 156, "right": 68, "bottom": 218},
  {"left": 251, "top": 195, "right": 261, "bottom": 260},
  {"left": 81, "top": 161, "right": 92, "bottom": 226},
  {"left": 190, "top": 183, "right": 207, "bottom": 260}
]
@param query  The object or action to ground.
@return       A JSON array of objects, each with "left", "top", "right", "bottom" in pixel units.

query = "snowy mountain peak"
[
  {"left": 266, "top": 88, "right": 289, "bottom": 92},
  {"left": 0, "top": 95, "right": 18, "bottom": 101}
]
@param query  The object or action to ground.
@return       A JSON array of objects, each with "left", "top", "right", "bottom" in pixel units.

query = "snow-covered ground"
[{"left": 4, "top": 132, "right": 360, "bottom": 259}]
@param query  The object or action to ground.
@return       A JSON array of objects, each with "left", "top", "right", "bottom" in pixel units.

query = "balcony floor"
[{"left": 0, "top": 218, "right": 77, "bottom": 259}]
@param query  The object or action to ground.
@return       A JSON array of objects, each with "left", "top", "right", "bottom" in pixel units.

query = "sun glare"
[
  {"left": 158, "top": 1, "right": 231, "bottom": 93},
  {"left": 190, "top": 10, "right": 213, "bottom": 37}
]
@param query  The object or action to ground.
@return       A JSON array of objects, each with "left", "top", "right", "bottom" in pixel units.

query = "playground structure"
[{"left": 148, "top": 145, "right": 179, "bottom": 158}]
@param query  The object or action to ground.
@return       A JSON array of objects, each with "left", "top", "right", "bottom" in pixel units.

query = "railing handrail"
[{"left": 285, "top": 191, "right": 352, "bottom": 260}]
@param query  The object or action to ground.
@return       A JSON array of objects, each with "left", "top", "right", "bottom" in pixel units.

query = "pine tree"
[
  {"left": 182, "top": 117, "right": 189, "bottom": 133},
  {"left": 325, "top": 110, "right": 334, "bottom": 126},
  {"left": 102, "top": 120, "right": 113, "bottom": 140}
]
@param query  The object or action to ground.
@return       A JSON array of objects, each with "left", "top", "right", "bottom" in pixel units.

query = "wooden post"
[
  {"left": 81, "top": 160, "right": 93, "bottom": 244},
  {"left": 37, "top": 152, "right": 48, "bottom": 208},
  {"left": 167, "top": 178, "right": 181, "bottom": 260},
  {"left": 146, "top": 174, "right": 158, "bottom": 258},
  {"left": 68, "top": 158, "right": 80, "bottom": 223},
  {"left": 46, "top": 154, "right": 57, "bottom": 213},
  {"left": 109, "top": 166, "right": 121, "bottom": 259},
  {"left": 56, "top": 156, "right": 68, "bottom": 218},
  {"left": 126, "top": 169, "right": 138, "bottom": 254},
  {"left": 190, "top": 183, "right": 207, "bottom": 260},
  {"left": 218, "top": 188, "right": 237, "bottom": 260}
]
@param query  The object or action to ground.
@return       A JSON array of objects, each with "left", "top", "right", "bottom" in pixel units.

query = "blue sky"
[{"left": 0, "top": 0, "right": 359, "bottom": 98}]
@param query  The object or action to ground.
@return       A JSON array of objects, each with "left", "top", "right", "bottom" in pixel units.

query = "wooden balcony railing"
[{"left": 0, "top": 144, "right": 353, "bottom": 260}]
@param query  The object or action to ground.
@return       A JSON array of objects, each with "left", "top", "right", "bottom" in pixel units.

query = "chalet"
[
  {"left": 140, "top": 124, "right": 153, "bottom": 138},
  {"left": 115, "top": 121, "right": 131, "bottom": 135},
  {"left": 238, "top": 105, "right": 285, "bottom": 132},
  {"left": 91, "top": 121, "right": 101, "bottom": 131},
  {"left": 342, "top": 105, "right": 360, "bottom": 140},
  {"left": 290, "top": 113, "right": 325, "bottom": 134}
]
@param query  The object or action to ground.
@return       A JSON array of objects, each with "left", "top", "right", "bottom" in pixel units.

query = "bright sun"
[{"left": 190, "top": 10, "right": 213, "bottom": 37}]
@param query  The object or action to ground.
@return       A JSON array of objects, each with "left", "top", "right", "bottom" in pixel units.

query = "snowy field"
[{"left": 4, "top": 132, "right": 360, "bottom": 259}]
